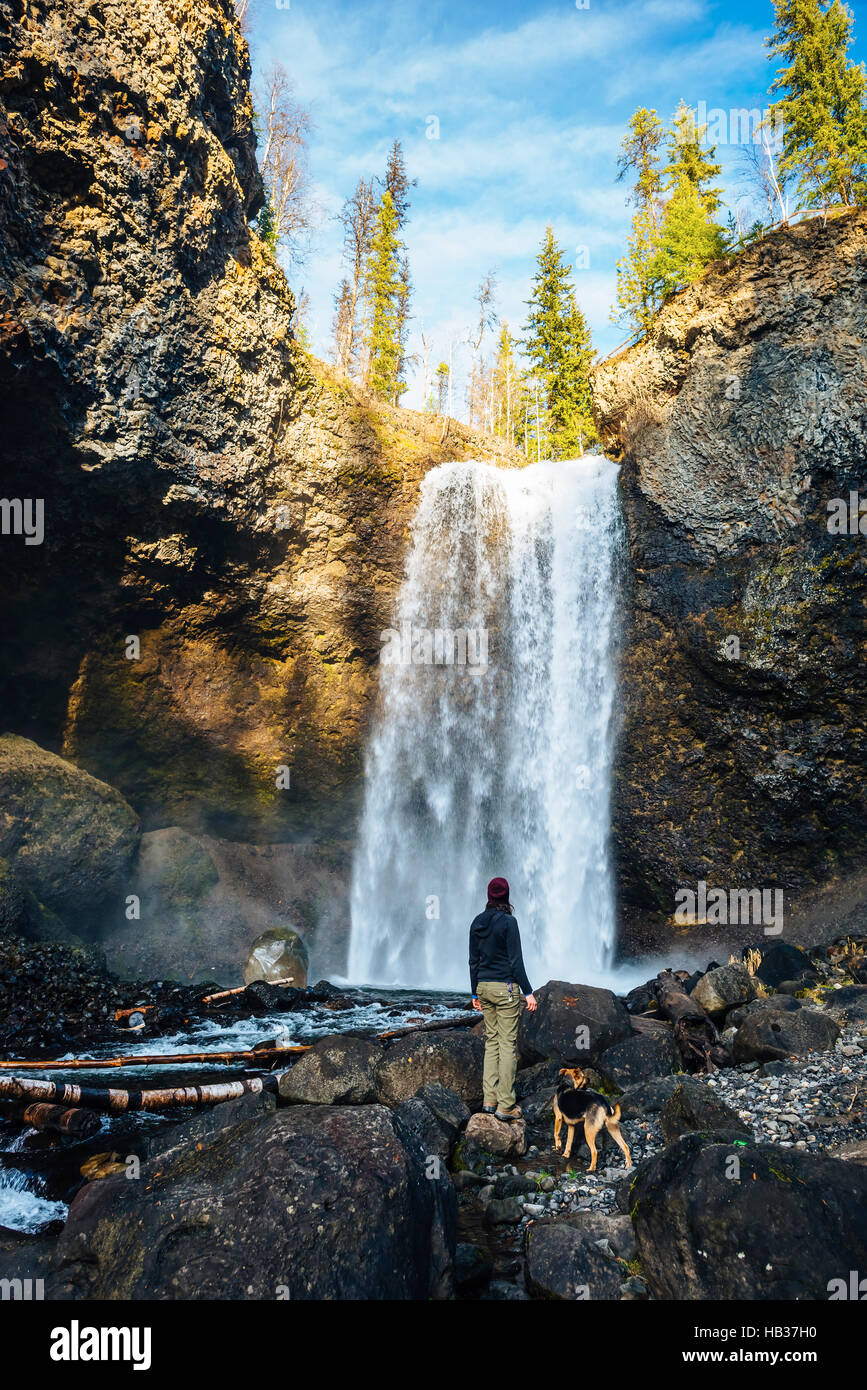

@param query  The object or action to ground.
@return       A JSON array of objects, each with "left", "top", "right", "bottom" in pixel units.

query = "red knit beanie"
[{"left": 487, "top": 876, "right": 510, "bottom": 901}]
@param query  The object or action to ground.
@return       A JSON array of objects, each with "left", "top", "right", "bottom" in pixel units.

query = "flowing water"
[{"left": 349, "top": 456, "right": 623, "bottom": 991}]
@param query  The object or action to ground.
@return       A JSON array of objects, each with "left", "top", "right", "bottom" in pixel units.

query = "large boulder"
[
  {"left": 277, "top": 1034, "right": 382, "bottom": 1104},
  {"left": 632, "top": 1134, "right": 867, "bottom": 1300},
  {"left": 690, "top": 963, "right": 757, "bottom": 1018},
  {"left": 596, "top": 1030, "right": 678, "bottom": 1089},
  {"left": 0, "top": 735, "right": 139, "bottom": 931},
  {"left": 374, "top": 1029, "right": 484, "bottom": 1106},
  {"left": 732, "top": 1007, "right": 840, "bottom": 1062},
  {"left": 393, "top": 1097, "right": 454, "bottom": 1168},
  {"left": 618, "top": 1074, "right": 683, "bottom": 1120},
  {"left": 755, "top": 942, "right": 818, "bottom": 991},
  {"left": 413, "top": 1083, "right": 470, "bottom": 1139},
  {"left": 524, "top": 1221, "right": 624, "bottom": 1300},
  {"left": 659, "top": 1079, "right": 752, "bottom": 1143},
  {"left": 519, "top": 981, "right": 631, "bottom": 1065},
  {"left": 243, "top": 925, "right": 309, "bottom": 988},
  {"left": 50, "top": 1103, "right": 456, "bottom": 1300},
  {"left": 560, "top": 1211, "right": 637, "bottom": 1261}
]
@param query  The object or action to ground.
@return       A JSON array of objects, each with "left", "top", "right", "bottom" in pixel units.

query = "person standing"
[{"left": 469, "top": 876, "right": 537, "bottom": 1121}]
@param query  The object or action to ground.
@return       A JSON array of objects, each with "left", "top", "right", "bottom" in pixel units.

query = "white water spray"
[{"left": 349, "top": 456, "right": 622, "bottom": 991}]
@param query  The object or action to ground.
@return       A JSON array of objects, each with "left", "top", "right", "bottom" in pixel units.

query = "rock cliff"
[{"left": 593, "top": 211, "right": 867, "bottom": 952}]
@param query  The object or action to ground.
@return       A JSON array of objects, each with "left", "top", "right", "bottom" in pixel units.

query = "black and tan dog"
[{"left": 553, "top": 1067, "right": 631, "bottom": 1172}]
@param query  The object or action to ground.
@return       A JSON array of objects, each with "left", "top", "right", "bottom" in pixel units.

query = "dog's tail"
[{"left": 608, "top": 1102, "right": 621, "bottom": 1122}]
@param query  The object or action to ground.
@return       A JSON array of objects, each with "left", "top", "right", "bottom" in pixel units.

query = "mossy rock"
[{"left": 243, "top": 925, "right": 309, "bottom": 987}]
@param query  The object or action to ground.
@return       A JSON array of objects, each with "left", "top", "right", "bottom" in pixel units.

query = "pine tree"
[
  {"left": 491, "top": 324, "right": 525, "bottom": 447},
  {"left": 665, "top": 99, "right": 723, "bottom": 211},
  {"left": 379, "top": 140, "right": 416, "bottom": 381},
  {"left": 363, "top": 191, "right": 404, "bottom": 402},
  {"left": 434, "top": 361, "right": 449, "bottom": 414},
  {"left": 523, "top": 228, "right": 596, "bottom": 457},
  {"left": 766, "top": 0, "right": 867, "bottom": 207},
  {"left": 614, "top": 108, "right": 665, "bottom": 331},
  {"left": 649, "top": 175, "right": 727, "bottom": 300}
]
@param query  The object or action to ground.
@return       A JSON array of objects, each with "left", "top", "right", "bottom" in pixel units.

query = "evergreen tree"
[
  {"left": 491, "top": 324, "right": 525, "bottom": 447},
  {"left": 649, "top": 175, "right": 726, "bottom": 300},
  {"left": 363, "top": 191, "right": 404, "bottom": 402},
  {"left": 379, "top": 141, "right": 416, "bottom": 385},
  {"left": 614, "top": 108, "right": 665, "bottom": 330},
  {"left": 523, "top": 228, "right": 596, "bottom": 457},
  {"left": 766, "top": 0, "right": 867, "bottom": 207},
  {"left": 665, "top": 99, "right": 723, "bottom": 211}
]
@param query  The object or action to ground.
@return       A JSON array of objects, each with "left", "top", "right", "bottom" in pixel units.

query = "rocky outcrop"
[
  {"left": 0, "top": 734, "right": 139, "bottom": 933},
  {"left": 593, "top": 211, "right": 867, "bottom": 952},
  {"left": 49, "top": 1097, "right": 457, "bottom": 1299},
  {"left": 631, "top": 1133, "right": 867, "bottom": 1300},
  {"left": 0, "top": 0, "right": 519, "bottom": 972}
]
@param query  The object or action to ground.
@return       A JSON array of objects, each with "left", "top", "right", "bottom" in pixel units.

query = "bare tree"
[
  {"left": 468, "top": 271, "right": 498, "bottom": 429},
  {"left": 255, "top": 63, "right": 316, "bottom": 267},
  {"left": 232, "top": 0, "right": 254, "bottom": 34},
  {"left": 740, "top": 121, "right": 789, "bottom": 229},
  {"left": 336, "top": 177, "right": 376, "bottom": 380}
]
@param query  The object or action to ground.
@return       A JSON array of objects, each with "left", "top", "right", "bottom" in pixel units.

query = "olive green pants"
[{"left": 477, "top": 981, "right": 522, "bottom": 1110}]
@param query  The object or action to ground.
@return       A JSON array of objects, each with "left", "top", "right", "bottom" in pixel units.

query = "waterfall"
[{"left": 348, "top": 455, "right": 622, "bottom": 992}]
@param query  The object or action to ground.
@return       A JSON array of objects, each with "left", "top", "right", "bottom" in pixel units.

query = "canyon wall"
[
  {"left": 593, "top": 212, "right": 867, "bottom": 954},
  {"left": 0, "top": 0, "right": 519, "bottom": 977}
]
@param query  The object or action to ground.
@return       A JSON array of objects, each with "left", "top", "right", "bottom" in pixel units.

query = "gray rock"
[
  {"left": 659, "top": 1078, "right": 753, "bottom": 1143},
  {"left": 524, "top": 1221, "right": 624, "bottom": 1300},
  {"left": 519, "top": 980, "right": 632, "bottom": 1064},
  {"left": 277, "top": 1034, "right": 381, "bottom": 1105},
  {"left": 374, "top": 1029, "right": 485, "bottom": 1106},
  {"left": 732, "top": 1008, "right": 841, "bottom": 1063},
  {"left": 597, "top": 1030, "right": 678, "bottom": 1088},
  {"left": 690, "top": 964, "right": 757, "bottom": 1018}
]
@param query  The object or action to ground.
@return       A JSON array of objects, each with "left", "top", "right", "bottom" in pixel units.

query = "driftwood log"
[
  {"left": 0, "top": 1073, "right": 279, "bottom": 1113},
  {"left": 376, "top": 1012, "right": 478, "bottom": 1041},
  {"left": 0, "top": 1102, "right": 102, "bottom": 1137},
  {"left": 653, "top": 970, "right": 730, "bottom": 1071},
  {"left": 0, "top": 1045, "right": 310, "bottom": 1072}
]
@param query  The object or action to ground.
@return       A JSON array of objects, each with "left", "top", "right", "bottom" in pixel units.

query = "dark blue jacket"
[{"left": 469, "top": 907, "right": 532, "bottom": 996}]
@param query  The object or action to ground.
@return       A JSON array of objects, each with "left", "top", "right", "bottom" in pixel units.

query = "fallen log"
[
  {"left": 18, "top": 1102, "right": 102, "bottom": 1138},
  {"left": 653, "top": 970, "right": 730, "bottom": 1071},
  {"left": 0, "top": 1044, "right": 311, "bottom": 1072},
  {"left": 0, "top": 1073, "right": 279, "bottom": 1113},
  {"left": 376, "top": 1012, "right": 478, "bottom": 1041},
  {"left": 202, "top": 977, "right": 295, "bottom": 1005}
]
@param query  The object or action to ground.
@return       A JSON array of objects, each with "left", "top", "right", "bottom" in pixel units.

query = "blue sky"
[{"left": 246, "top": 0, "right": 866, "bottom": 411}]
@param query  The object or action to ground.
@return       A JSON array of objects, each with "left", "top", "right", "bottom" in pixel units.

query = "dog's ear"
[{"left": 557, "top": 1067, "right": 567, "bottom": 1077}]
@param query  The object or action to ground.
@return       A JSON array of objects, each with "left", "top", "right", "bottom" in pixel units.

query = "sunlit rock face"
[{"left": 593, "top": 211, "right": 867, "bottom": 953}]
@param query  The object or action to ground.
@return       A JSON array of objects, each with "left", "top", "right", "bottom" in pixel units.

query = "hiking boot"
[
  {"left": 495, "top": 1105, "right": 522, "bottom": 1122},
  {"left": 482, "top": 1104, "right": 497, "bottom": 1114}
]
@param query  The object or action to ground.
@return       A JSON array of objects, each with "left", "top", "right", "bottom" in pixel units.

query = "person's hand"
[
  {"left": 471, "top": 997, "right": 482, "bottom": 1012},
  {"left": 525, "top": 993, "right": 538, "bottom": 1012}
]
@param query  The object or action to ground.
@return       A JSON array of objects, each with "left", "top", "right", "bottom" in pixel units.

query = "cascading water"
[{"left": 348, "top": 455, "right": 623, "bottom": 992}]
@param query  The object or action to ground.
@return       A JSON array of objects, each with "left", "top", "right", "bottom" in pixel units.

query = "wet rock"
[
  {"left": 277, "top": 1034, "right": 382, "bottom": 1105},
  {"left": 524, "top": 1222, "right": 624, "bottom": 1300},
  {"left": 492, "top": 1174, "right": 538, "bottom": 1199},
  {"left": 728, "top": 993, "right": 804, "bottom": 1027},
  {"left": 632, "top": 1133, "right": 867, "bottom": 1300},
  {"left": 690, "top": 964, "right": 757, "bottom": 1018},
  {"left": 374, "top": 1029, "right": 484, "bottom": 1106},
  {"left": 659, "top": 1079, "right": 753, "bottom": 1143},
  {"left": 50, "top": 1104, "right": 456, "bottom": 1300},
  {"left": 243, "top": 926, "right": 309, "bottom": 989},
  {"left": 519, "top": 981, "right": 631, "bottom": 1064},
  {"left": 597, "top": 1030, "right": 678, "bottom": 1088},
  {"left": 732, "top": 1007, "right": 840, "bottom": 1063}
]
